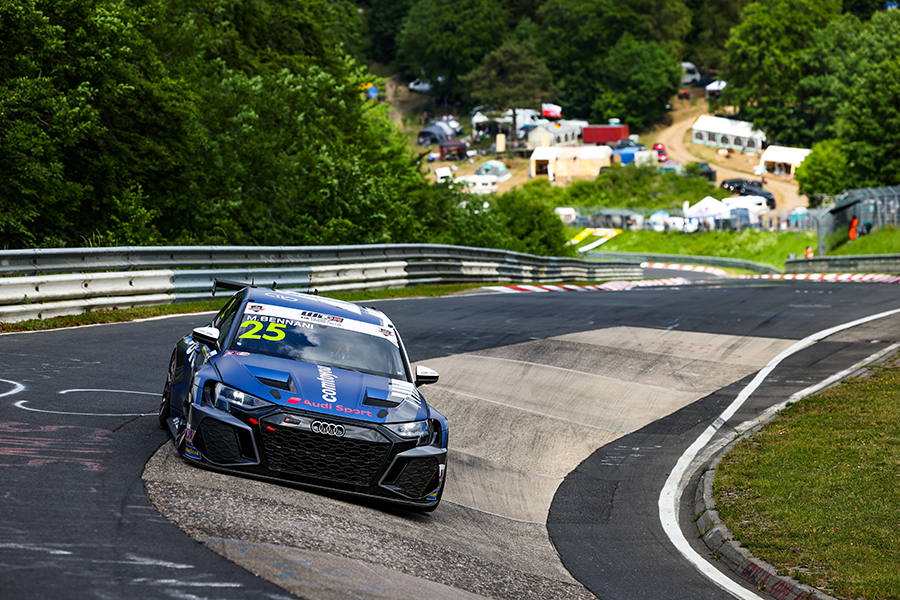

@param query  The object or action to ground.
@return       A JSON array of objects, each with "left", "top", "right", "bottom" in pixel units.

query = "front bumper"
[{"left": 170, "top": 402, "right": 447, "bottom": 508}]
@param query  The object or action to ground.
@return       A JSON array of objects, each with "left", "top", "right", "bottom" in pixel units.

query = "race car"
[{"left": 158, "top": 280, "right": 448, "bottom": 511}]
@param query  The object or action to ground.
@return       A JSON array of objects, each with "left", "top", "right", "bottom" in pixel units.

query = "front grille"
[
  {"left": 395, "top": 457, "right": 439, "bottom": 498},
  {"left": 261, "top": 426, "right": 391, "bottom": 486},
  {"left": 198, "top": 418, "right": 242, "bottom": 463}
]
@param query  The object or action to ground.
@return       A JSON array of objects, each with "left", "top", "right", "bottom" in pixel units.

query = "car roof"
[{"left": 244, "top": 288, "right": 390, "bottom": 327}]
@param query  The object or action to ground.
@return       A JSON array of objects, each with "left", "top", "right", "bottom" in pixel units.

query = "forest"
[{"left": 0, "top": 0, "right": 895, "bottom": 250}]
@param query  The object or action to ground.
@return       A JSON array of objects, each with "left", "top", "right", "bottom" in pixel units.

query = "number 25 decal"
[{"left": 238, "top": 321, "right": 286, "bottom": 341}]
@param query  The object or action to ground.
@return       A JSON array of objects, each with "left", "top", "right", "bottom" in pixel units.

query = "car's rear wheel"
[{"left": 158, "top": 353, "right": 176, "bottom": 430}]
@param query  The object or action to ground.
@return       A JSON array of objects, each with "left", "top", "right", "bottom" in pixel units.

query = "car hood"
[{"left": 213, "top": 352, "right": 426, "bottom": 424}]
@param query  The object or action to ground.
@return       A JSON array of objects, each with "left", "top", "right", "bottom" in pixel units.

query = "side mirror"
[
  {"left": 415, "top": 365, "right": 439, "bottom": 386},
  {"left": 192, "top": 326, "right": 220, "bottom": 350}
]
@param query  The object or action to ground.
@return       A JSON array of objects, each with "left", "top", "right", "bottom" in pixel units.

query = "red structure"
[{"left": 582, "top": 125, "right": 629, "bottom": 145}]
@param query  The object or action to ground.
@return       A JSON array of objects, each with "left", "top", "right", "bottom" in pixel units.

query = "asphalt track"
[{"left": 2, "top": 277, "right": 899, "bottom": 599}]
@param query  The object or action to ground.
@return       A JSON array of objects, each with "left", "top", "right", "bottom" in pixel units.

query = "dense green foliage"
[
  {"left": 722, "top": 5, "right": 900, "bottom": 192},
  {"left": 794, "top": 140, "right": 849, "bottom": 200},
  {"left": 460, "top": 39, "right": 556, "bottom": 134},
  {"left": 566, "top": 165, "right": 730, "bottom": 212},
  {"left": 0, "top": 0, "right": 570, "bottom": 256},
  {"left": 395, "top": 0, "right": 509, "bottom": 97}
]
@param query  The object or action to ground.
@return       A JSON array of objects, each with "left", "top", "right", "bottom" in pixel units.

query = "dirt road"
[{"left": 657, "top": 107, "right": 808, "bottom": 210}]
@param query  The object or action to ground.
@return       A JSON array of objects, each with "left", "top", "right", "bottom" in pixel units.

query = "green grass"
[
  {"left": 714, "top": 353, "right": 900, "bottom": 599},
  {"left": 830, "top": 225, "right": 900, "bottom": 256},
  {"left": 569, "top": 229, "right": 816, "bottom": 269}
]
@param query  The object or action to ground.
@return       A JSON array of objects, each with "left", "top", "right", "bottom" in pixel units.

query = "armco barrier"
[
  {"left": 785, "top": 254, "right": 900, "bottom": 274},
  {"left": 588, "top": 251, "right": 780, "bottom": 274},
  {"left": 0, "top": 245, "right": 643, "bottom": 323}
]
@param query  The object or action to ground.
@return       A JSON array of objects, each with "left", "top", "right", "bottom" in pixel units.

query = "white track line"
[{"left": 658, "top": 305, "right": 900, "bottom": 599}]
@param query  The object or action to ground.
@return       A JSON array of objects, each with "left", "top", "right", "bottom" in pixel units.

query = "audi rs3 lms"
[{"left": 158, "top": 280, "right": 448, "bottom": 511}]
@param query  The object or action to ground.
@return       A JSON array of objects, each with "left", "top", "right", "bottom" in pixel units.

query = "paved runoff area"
[{"left": 144, "top": 325, "right": 798, "bottom": 600}]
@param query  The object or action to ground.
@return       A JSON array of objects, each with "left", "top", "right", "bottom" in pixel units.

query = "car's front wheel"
[{"left": 158, "top": 353, "right": 176, "bottom": 430}]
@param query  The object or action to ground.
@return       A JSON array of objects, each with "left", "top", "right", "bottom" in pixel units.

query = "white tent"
[
  {"left": 759, "top": 145, "right": 812, "bottom": 175},
  {"left": 705, "top": 80, "right": 727, "bottom": 92},
  {"left": 685, "top": 196, "right": 729, "bottom": 220},
  {"left": 691, "top": 115, "right": 766, "bottom": 152}
]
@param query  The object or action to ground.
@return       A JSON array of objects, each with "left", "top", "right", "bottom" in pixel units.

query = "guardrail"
[
  {"left": 587, "top": 252, "right": 781, "bottom": 274},
  {"left": 0, "top": 245, "right": 643, "bottom": 323},
  {"left": 785, "top": 254, "right": 900, "bottom": 274}
]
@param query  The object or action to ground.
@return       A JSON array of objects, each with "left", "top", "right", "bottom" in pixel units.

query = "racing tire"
[{"left": 158, "top": 353, "right": 176, "bottom": 430}]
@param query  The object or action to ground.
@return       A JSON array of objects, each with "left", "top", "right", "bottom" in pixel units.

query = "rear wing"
[{"left": 212, "top": 278, "right": 278, "bottom": 297}]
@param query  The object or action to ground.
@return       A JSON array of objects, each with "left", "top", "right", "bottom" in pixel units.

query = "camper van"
[{"left": 681, "top": 62, "right": 701, "bottom": 86}]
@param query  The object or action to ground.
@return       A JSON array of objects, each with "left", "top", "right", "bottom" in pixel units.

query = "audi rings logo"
[{"left": 311, "top": 420, "right": 345, "bottom": 437}]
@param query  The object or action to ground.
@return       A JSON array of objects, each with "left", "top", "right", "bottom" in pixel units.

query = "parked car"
[
  {"left": 694, "top": 162, "right": 716, "bottom": 183},
  {"left": 608, "top": 139, "right": 647, "bottom": 151},
  {"left": 408, "top": 78, "right": 432, "bottom": 93},
  {"left": 739, "top": 184, "right": 776, "bottom": 209},
  {"left": 720, "top": 178, "right": 756, "bottom": 192},
  {"left": 721, "top": 179, "right": 775, "bottom": 208},
  {"left": 657, "top": 149, "right": 668, "bottom": 162}
]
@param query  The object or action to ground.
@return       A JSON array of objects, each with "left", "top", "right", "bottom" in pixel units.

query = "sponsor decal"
[
  {"left": 317, "top": 365, "right": 338, "bottom": 403},
  {"left": 379, "top": 328, "right": 394, "bottom": 337},
  {"left": 185, "top": 428, "right": 196, "bottom": 442},
  {"left": 253, "top": 315, "right": 313, "bottom": 329},
  {"left": 297, "top": 310, "right": 344, "bottom": 325},
  {"left": 184, "top": 446, "right": 201, "bottom": 460},
  {"left": 298, "top": 398, "right": 373, "bottom": 418},
  {"left": 247, "top": 304, "right": 265, "bottom": 312},
  {"left": 287, "top": 397, "right": 302, "bottom": 405},
  {"left": 438, "top": 464, "right": 446, "bottom": 482},
  {"left": 426, "top": 490, "right": 439, "bottom": 501},
  {"left": 225, "top": 351, "right": 250, "bottom": 356}
]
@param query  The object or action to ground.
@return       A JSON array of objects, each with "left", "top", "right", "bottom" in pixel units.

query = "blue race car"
[{"left": 159, "top": 280, "right": 448, "bottom": 511}]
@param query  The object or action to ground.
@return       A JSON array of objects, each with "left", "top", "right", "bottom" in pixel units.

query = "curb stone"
[{"left": 693, "top": 450, "right": 839, "bottom": 600}]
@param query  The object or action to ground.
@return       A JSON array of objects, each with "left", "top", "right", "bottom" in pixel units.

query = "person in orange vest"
[
  {"left": 805, "top": 246, "right": 814, "bottom": 259},
  {"left": 849, "top": 215, "right": 859, "bottom": 240}
]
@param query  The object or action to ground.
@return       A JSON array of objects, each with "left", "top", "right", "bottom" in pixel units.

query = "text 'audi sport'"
[{"left": 158, "top": 280, "right": 448, "bottom": 511}]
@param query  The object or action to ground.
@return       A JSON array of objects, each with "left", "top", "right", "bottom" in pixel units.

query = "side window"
[{"left": 212, "top": 293, "right": 242, "bottom": 346}]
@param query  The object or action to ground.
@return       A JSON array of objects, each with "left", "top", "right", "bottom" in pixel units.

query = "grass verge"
[
  {"left": 714, "top": 352, "right": 900, "bottom": 599},
  {"left": 568, "top": 228, "right": 816, "bottom": 269}
]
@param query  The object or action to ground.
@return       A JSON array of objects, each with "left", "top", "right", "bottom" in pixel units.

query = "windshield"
[{"left": 230, "top": 303, "right": 407, "bottom": 380}]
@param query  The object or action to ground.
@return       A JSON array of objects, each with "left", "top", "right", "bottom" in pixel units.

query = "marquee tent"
[{"left": 684, "top": 196, "right": 729, "bottom": 220}]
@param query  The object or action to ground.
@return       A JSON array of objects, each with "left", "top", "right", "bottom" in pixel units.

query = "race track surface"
[{"left": 2, "top": 279, "right": 899, "bottom": 599}]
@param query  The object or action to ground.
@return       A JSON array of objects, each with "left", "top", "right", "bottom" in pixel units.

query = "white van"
[{"left": 681, "top": 62, "right": 701, "bottom": 86}]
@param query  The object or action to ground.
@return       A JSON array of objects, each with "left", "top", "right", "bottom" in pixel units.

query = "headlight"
[
  {"left": 214, "top": 383, "right": 272, "bottom": 411},
  {"left": 385, "top": 420, "right": 431, "bottom": 446}
]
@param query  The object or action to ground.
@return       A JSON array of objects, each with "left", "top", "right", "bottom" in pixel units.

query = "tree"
[
  {"left": 0, "top": 0, "right": 203, "bottom": 247},
  {"left": 460, "top": 39, "right": 556, "bottom": 143},
  {"left": 492, "top": 185, "right": 575, "bottom": 257},
  {"left": 683, "top": 0, "right": 753, "bottom": 70},
  {"left": 395, "top": 0, "right": 509, "bottom": 97},
  {"left": 723, "top": 0, "right": 840, "bottom": 145},
  {"left": 794, "top": 140, "right": 849, "bottom": 202},
  {"left": 839, "top": 59, "right": 900, "bottom": 189},
  {"left": 798, "top": 10, "right": 900, "bottom": 146},
  {"left": 591, "top": 35, "right": 682, "bottom": 130},
  {"left": 367, "top": 0, "right": 414, "bottom": 64},
  {"left": 535, "top": 0, "right": 689, "bottom": 120}
]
